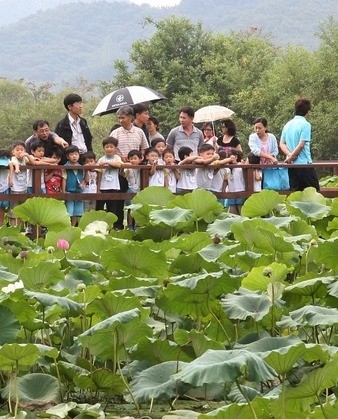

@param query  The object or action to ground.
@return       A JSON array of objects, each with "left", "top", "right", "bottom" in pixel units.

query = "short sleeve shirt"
[{"left": 166, "top": 125, "right": 204, "bottom": 160}]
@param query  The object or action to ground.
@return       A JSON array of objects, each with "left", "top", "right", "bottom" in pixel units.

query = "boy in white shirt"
[
  {"left": 224, "top": 148, "right": 246, "bottom": 214},
  {"left": 146, "top": 148, "right": 164, "bottom": 187}
]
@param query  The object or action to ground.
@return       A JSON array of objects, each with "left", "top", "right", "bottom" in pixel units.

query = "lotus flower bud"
[{"left": 57, "top": 239, "right": 69, "bottom": 251}]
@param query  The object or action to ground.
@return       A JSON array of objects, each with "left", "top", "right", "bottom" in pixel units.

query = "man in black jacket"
[{"left": 55, "top": 93, "right": 93, "bottom": 160}]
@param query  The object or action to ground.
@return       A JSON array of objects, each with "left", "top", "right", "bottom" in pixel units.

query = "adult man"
[
  {"left": 166, "top": 106, "right": 204, "bottom": 161},
  {"left": 55, "top": 93, "right": 93, "bottom": 155},
  {"left": 280, "top": 98, "right": 319, "bottom": 191},
  {"left": 109, "top": 105, "right": 149, "bottom": 229},
  {"left": 133, "top": 103, "right": 150, "bottom": 143},
  {"left": 25, "top": 120, "right": 68, "bottom": 157}
]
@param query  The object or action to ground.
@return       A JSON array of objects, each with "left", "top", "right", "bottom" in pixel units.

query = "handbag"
[{"left": 262, "top": 167, "right": 289, "bottom": 190}]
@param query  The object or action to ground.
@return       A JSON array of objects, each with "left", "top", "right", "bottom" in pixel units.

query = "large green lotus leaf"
[
  {"left": 25, "top": 290, "right": 82, "bottom": 315},
  {"left": 101, "top": 243, "right": 168, "bottom": 277},
  {"left": 170, "top": 231, "right": 211, "bottom": 252},
  {"left": 162, "top": 410, "right": 200, "bottom": 419},
  {"left": 156, "top": 272, "right": 234, "bottom": 317},
  {"left": 18, "top": 260, "right": 64, "bottom": 290},
  {"left": 284, "top": 276, "right": 336, "bottom": 297},
  {"left": 2, "top": 373, "right": 59, "bottom": 404},
  {"left": 231, "top": 218, "right": 280, "bottom": 250},
  {"left": 199, "top": 403, "right": 252, "bottom": 419},
  {"left": 13, "top": 197, "right": 70, "bottom": 231},
  {"left": 44, "top": 227, "right": 81, "bottom": 248},
  {"left": 173, "top": 349, "right": 276, "bottom": 385},
  {"left": 206, "top": 215, "right": 246, "bottom": 238},
  {"left": 0, "top": 305, "right": 20, "bottom": 344},
  {"left": 133, "top": 223, "right": 173, "bottom": 241},
  {"left": 132, "top": 185, "right": 174, "bottom": 206},
  {"left": 69, "top": 235, "right": 113, "bottom": 259},
  {"left": 129, "top": 203, "right": 160, "bottom": 226},
  {"left": 263, "top": 215, "right": 299, "bottom": 228},
  {"left": 327, "top": 217, "right": 338, "bottom": 232},
  {"left": 221, "top": 288, "right": 272, "bottom": 321},
  {"left": 288, "top": 218, "right": 317, "bottom": 238},
  {"left": 149, "top": 207, "right": 194, "bottom": 228},
  {"left": 288, "top": 201, "right": 330, "bottom": 221},
  {"left": 0, "top": 343, "right": 40, "bottom": 367},
  {"left": 241, "top": 262, "right": 291, "bottom": 291},
  {"left": 313, "top": 238, "right": 338, "bottom": 273},
  {"left": 241, "top": 189, "right": 285, "bottom": 217},
  {"left": 87, "top": 292, "right": 142, "bottom": 318},
  {"left": 78, "top": 210, "right": 117, "bottom": 230},
  {"left": 277, "top": 305, "right": 338, "bottom": 328},
  {"left": 285, "top": 354, "right": 338, "bottom": 399},
  {"left": 132, "top": 336, "right": 191, "bottom": 364},
  {"left": 228, "top": 250, "right": 274, "bottom": 271},
  {"left": 287, "top": 187, "right": 326, "bottom": 205},
  {"left": 0, "top": 269, "right": 18, "bottom": 282},
  {"left": 198, "top": 243, "right": 229, "bottom": 262},
  {"left": 174, "top": 329, "right": 223, "bottom": 357},
  {"left": 168, "top": 189, "right": 223, "bottom": 223},
  {"left": 170, "top": 253, "right": 220, "bottom": 274},
  {"left": 228, "top": 383, "right": 261, "bottom": 403},
  {"left": 256, "top": 228, "right": 296, "bottom": 253},
  {"left": 35, "top": 344, "right": 59, "bottom": 360},
  {"left": 46, "top": 402, "right": 78, "bottom": 418},
  {"left": 80, "top": 368, "right": 124, "bottom": 393},
  {"left": 58, "top": 361, "right": 90, "bottom": 382},
  {"left": 129, "top": 361, "right": 189, "bottom": 403},
  {"left": 235, "top": 334, "right": 301, "bottom": 351}
]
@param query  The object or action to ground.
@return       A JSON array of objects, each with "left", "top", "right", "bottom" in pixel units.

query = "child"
[
  {"left": 224, "top": 148, "right": 246, "bottom": 215},
  {"left": 26, "top": 140, "right": 54, "bottom": 194},
  {"left": 8, "top": 141, "right": 30, "bottom": 227},
  {"left": 62, "top": 145, "right": 85, "bottom": 226},
  {"left": 210, "top": 150, "right": 229, "bottom": 206},
  {"left": 247, "top": 152, "right": 262, "bottom": 192},
  {"left": 45, "top": 148, "right": 64, "bottom": 194},
  {"left": 123, "top": 149, "right": 143, "bottom": 229},
  {"left": 146, "top": 147, "right": 164, "bottom": 187},
  {"left": 176, "top": 146, "right": 199, "bottom": 193},
  {"left": 82, "top": 151, "right": 98, "bottom": 212},
  {"left": 163, "top": 149, "right": 180, "bottom": 193},
  {"left": 0, "top": 149, "right": 11, "bottom": 226},
  {"left": 151, "top": 138, "right": 166, "bottom": 164},
  {"left": 95, "top": 137, "right": 123, "bottom": 219}
]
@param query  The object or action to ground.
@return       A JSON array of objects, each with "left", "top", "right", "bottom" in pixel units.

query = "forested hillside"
[{"left": 0, "top": 0, "right": 337, "bottom": 84}]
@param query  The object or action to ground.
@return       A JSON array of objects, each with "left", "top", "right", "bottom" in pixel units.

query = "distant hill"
[{"left": 0, "top": 0, "right": 337, "bottom": 86}]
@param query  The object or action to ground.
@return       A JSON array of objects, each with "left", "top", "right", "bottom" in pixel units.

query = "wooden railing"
[{"left": 2, "top": 161, "right": 338, "bottom": 203}]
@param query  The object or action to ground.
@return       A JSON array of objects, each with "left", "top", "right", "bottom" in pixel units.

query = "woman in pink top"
[{"left": 248, "top": 117, "right": 278, "bottom": 164}]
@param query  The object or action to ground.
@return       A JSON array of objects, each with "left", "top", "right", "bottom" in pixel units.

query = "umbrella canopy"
[
  {"left": 92, "top": 85, "right": 167, "bottom": 116},
  {"left": 193, "top": 105, "right": 234, "bottom": 123}
]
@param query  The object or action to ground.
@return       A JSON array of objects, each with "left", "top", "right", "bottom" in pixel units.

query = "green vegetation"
[{"left": 0, "top": 187, "right": 338, "bottom": 417}]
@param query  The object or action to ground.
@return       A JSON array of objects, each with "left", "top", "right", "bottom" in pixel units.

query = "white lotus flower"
[{"left": 2, "top": 280, "right": 24, "bottom": 294}]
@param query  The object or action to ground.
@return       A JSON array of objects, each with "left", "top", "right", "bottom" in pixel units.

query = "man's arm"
[{"left": 280, "top": 140, "right": 306, "bottom": 163}]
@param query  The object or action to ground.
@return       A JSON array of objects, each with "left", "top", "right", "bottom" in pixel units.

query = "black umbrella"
[{"left": 92, "top": 85, "right": 167, "bottom": 116}]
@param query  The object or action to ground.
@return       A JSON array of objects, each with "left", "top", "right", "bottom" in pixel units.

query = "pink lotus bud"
[{"left": 57, "top": 239, "right": 69, "bottom": 251}]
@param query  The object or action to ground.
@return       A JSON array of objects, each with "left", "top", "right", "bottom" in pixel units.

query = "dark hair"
[
  {"left": 179, "top": 106, "right": 195, "bottom": 118},
  {"left": 149, "top": 116, "right": 159, "bottom": 129},
  {"left": 50, "top": 147, "right": 63, "bottom": 159},
  {"left": 127, "top": 149, "right": 143, "bottom": 159},
  {"left": 151, "top": 138, "right": 166, "bottom": 147},
  {"left": 218, "top": 150, "right": 227, "bottom": 160},
  {"left": 116, "top": 106, "right": 133, "bottom": 117},
  {"left": 133, "top": 103, "right": 149, "bottom": 116},
  {"left": 202, "top": 121, "right": 214, "bottom": 131},
  {"left": 30, "top": 140, "right": 45, "bottom": 152},
  {"left": 221, "top": 119, "right": 237, "bottom": 136},
  {"left": 247, "top": 152, "right": 260, "bottom": 164},
  {"left": 65, "top": 145, "right": 80, "bottom": 156},
  {"left": 163, "top": 149, "right": 175, "bottom": 158},
  {"left": 199, "top": 143, "right": 215, "bottom": 153},
  {"left": 32, "top": 120, "right": 50, "bottom": 131},
  {"left": 226, "top": 147, "right": 242, "bottom": 163},
  {"left": 145, "top": 147, "right": 159, "bottom": 156},
  {"left": 102, "top": 136, "right": 118, "bottom": 147},
  {"left": 82, "top": 151, "right": 96, "bottom": 161},
  {"left": 64, "top": 93, "right": 82, "bottom": 110},
  {"left": 110, "top": 123, "right": 121, "bottom": 132},
  {"left": 178, "top": 146, "right": 193, "bottom": 161},
  {"left": 253, "top": 117, "right": 268, "bottom": 127},
  {"left": 11, "top": 141, "right": 26, "bottom": 150},
  {"left": 295, "top": 98, "right": 311, "bottom": 116}
]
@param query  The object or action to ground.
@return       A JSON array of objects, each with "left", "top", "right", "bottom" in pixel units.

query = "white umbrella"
[
  {"left": 193, "top": 105, "right": 234, "bottom": 123},
  {"left": 92, "top": 85, "right": 167, "bottom": 116}
]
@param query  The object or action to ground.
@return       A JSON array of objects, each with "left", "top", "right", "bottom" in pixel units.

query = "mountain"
[{"left": 0, "top": 0, "right": 337, "bottom": 86}]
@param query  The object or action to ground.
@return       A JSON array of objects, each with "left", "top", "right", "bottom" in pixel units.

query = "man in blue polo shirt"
[
  {"left": 280, "top": 98, "right": 319, "bottom": 191},
  {"left": 166, "top": 106, "right": 204, "bottom": 161}
]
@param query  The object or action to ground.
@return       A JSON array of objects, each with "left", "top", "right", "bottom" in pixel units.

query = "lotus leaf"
[
  {"left": 241, "top": 189, "right": 285, "bottom": 217},
  {"left": 44, "top": 226, "right": 81, "bottom": 248},
  {"left": 0, "top": 305, "right": 20, "bottom": 344},
  {"left": 314, "top": 238, "right": 338, "bottom": 274},
  {"left": 132, "top": 185, "right": 174, "bottom": 206},
  {"left": 284, "top": 276, "right": 336, "bottom": 297},
  {"left": 241, "top": 262, "right": 291, "bottom": 291},
  {"left": 149, "top": 207, "right": 194, "bottom": 227},
  {"left": 207, "top": 215, "right": 245, "bottom": 238},
  {"left": 277, "top": 305, "right": 338, "bottom": 328},
  {"left": 78, "top": 210, "right": 117, "bottom": 230},
  {"left": 18, "top": 260, "right": 64, "bottom": 290}
]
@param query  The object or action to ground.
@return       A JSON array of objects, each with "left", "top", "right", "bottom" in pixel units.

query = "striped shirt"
[{"left": 110, "top": 125, "right": 148, "bottom": 159}]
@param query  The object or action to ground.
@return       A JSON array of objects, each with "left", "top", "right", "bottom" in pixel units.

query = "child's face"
[
  {"left": 163, "top": 152, "right": 175, "bottom": 165},
  {"left": 84, "top": 158, "right": 96, "bottom": 166},
  {"left": 12, "top": 145, "right": 26, "bottom": 158},
  {"left": 128, "top": 155, "right": 142, "bottom": 165},
  {"left": 104, "top": 143, "right": 116, "bottom": 156},
  {"left": 147, "top": 151, "right": 159, "bottom": 164},
  {"left": 51, "top": 154, "right": 61, "bottom": 164},
  {"left": 67, "top": 151, "right": 80, "bottom": 163},
  {"left": 154, "top": 142, "right": 166, "bottom": 156},
  {"left": 199, "top": 149, "right": 215, "bottom": 160},
  {"left": 32, "top": 147, "right": 45, "bottom": 158}
]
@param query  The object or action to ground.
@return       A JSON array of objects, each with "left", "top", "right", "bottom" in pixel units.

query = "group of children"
[{"left": 0, "top": 135, "right": 260, "bottom": 230}]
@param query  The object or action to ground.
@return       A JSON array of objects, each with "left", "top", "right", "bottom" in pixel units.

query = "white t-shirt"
[
  {"left": 84, "top": 170, "right": 98, "bottom": 193},
  {"left": 226, "top": 166, "right": 245, "bottom": 192},
  {"left": 11, "top": 156, "right": 28, "bottom": 192},
  {"left": 97, "top": 155, "right": 122, "bottom": 190},
  {"left": 124, "top": 168, "right": 140, "bottom": 193},
  {"left": 149, "top": 168, "right": 164, "bottom": 187},
  {"left": 177, "top": 168, "right": 197, "bottom": 191},
  {"left": 196, "top": 166, "right": 215, "bottom": 190},
  {"left": 165, "top": 169, "right": 177, "bottom": 193},
  {"left": 210, "top": 168, "right": 227, "bottom": 192}
]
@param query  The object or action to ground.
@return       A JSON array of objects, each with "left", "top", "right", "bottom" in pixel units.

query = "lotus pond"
[{"left": 1, "top": 186, "right": 338, "bottom": 418}]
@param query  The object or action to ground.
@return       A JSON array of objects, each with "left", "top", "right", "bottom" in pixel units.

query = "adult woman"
[
  {"left": 248, "top": 117, "right": 278, "bottom": 164},
  {"left": 217, "top": 119, "right": 242, "bottom": 152},
  {"left": 201, "top": 121, "right": 218, "bottom": 149}
]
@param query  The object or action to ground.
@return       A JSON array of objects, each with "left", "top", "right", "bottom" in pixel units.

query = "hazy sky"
[{"left": 129, "top": 0, "right": 181, "bottom": 6}]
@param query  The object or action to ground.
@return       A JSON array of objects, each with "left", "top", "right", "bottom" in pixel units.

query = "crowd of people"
[{"left": 0, "top": 93, "right": 319, "bottom": 231}]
